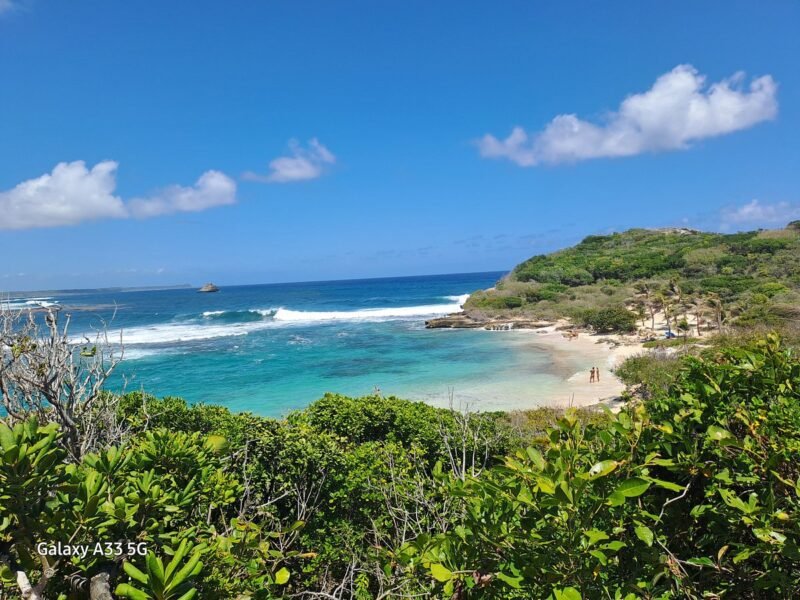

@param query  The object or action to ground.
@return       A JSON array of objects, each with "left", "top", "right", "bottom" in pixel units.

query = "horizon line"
[{"left": 0, "top": 269, "right": 510, "bottom": 297}]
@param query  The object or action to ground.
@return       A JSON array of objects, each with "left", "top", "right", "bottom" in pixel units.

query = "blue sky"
[{"left": 1, "top": 1, "right": 798, "bottom": 290}]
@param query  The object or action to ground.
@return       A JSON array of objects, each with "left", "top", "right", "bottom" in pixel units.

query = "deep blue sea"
[{"left": 5, "top": 272, "right": 584, "bottom": 416}]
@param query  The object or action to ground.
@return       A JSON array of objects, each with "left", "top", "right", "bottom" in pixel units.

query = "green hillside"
[{"left": 466, "top": 222, "right": 800, "bottom": 333}]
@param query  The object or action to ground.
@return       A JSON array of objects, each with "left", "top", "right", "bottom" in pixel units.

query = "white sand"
[
  {"left": 413, "top": 310, "right": 694, "bottom": 412},
  {"left": 523, "top": 326, "right": 644, "bottom": 408}
]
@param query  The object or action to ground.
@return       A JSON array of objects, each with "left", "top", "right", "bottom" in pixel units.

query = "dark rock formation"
[{"left": 425, "top": 312, "right": 553, "bottom": 330}]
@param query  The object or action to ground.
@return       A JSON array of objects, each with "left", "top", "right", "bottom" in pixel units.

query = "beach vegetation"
[
  {"left": 575, "top": 305, "right": 637, "bottom": 333},
  {"left": 4, "top": 333, "right": 800, "bottom": 598},
  {"left": 465, "top": 223, "right": 800, "bottom": 336}
]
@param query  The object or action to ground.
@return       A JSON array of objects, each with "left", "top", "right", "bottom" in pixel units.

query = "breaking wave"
[{"left": 88, "top": 300, "right": 463, "bottom": 345}]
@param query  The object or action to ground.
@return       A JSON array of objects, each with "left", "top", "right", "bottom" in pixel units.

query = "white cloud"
[
  {"left": 0, "top": 161, "right": 237, "bottom": 230},
  {"left": 479, "top": 65, "right": 778, "bottom": 166},
  {"left": 0, "top": 161, "right": 127, "bottom": 230},
  {"left": 0, "top": 0, "right": 15, "bottom": 16},
  {"left": 128, "top": 170, "right": 237, "bottom": 218},
  {"left": 721, "top": 199, "right": 800, "bottom": 228},
  {"left": 243, "top": 138, "right": 336, "bottom": 183}
]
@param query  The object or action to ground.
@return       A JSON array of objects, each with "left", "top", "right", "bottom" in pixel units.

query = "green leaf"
[
  {"left": 122, "top": 562, "right": 149, "bottom": 585},
  {"left": 496, "top": 572, "right": 523, "bottom": 588},
  {"left": 205, "top": 434, "right": 229, "bottom": 454},
  {"left": 589, "top": 549, "right": 608, "bottom": 565},
  {"left": 587, "top": 460, "right": 618, "bottom": 479},
  {"left": 114, "top": 583, "right": 152, "bottom": 600},
  {"left": 274, "top": 567, "right": 290, "bottom": 585},
  {"left": 635, "top": 525, "right": 654, "bottom": 547},
  {"left": 583, "top": 529, "right": 609, "bottom": 547},
  {"left": 602, "top": 540, "right": 626, "bottom": 552},
  {"left": 145, "top": 553, "right": 166, "bottom": 593},
  {"left": 526, "top": 447, "right": 546, "bottom": 471},
  {"left": 615, "top": 478, "right": 651, "bottom": 498},
  {"left": 430, "top": 563, "right": 453, "bottom": 582},
  {"left": 707, "top": 425, "right": 735, "bottom": 443},
  {"left": 644, "top": 477, "right": 685, "bottom": 493},
  {"left": 171, "top": 553, "right": 203, "bottom": 588},
  {"left": 553, "top": 587, "right": 582, "bottom": 600},
  {"left": 606, "top": 491, "right": 625, "bottom": 507},
  {"left": 536, "top": 477, "right": 556, "bottom": 495},
  {"left": 685, "top": 557, "right": 715, "bottom": 567},
  {"left": 0, "top": 423, "right": 15, "bottom": 451},
  {"left": 732, "top": 549, "right": 754, "bottom": 564}
]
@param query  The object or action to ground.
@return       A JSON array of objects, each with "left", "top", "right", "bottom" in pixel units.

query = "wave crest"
[
  {"left": 273, "top": 301, "right": 462, "bottom": 323},
  {"left": 202, "top": 308, "right": 277, "bottom": 322}
]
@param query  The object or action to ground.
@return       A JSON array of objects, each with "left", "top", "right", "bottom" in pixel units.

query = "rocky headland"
[{"left": 425, "top": 311, "right": 554, "bottom": 330}]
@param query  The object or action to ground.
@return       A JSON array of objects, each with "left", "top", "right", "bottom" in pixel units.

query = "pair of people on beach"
[{"left": 589, "top": 366, "right": 600, "bottom": 383}]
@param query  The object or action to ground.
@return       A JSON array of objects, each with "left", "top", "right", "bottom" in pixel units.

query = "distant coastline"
[{"left": 2, "top": 284, "right": 194, "bottom": 297}]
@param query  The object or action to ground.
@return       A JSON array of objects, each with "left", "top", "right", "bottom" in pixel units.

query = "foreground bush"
[
  {"left": 401, "top": 334, "right": 800, "bottom": 598},
  {"left": 2, "top": 336, "right": 799, "bottom": 598}
]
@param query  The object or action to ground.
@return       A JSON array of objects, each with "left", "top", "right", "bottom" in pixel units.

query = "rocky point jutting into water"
[{"left": 425, "top": 312, "right": 553, "bottom": 330}]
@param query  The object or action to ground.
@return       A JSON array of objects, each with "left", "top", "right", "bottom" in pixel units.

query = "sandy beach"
[
  {"left": 417, "top": 309, "right": 697, "bottom": 413},
  {"left": 523, "top": 324, "right": 644, "bottom": 408},
  {"left": 412, "top": 325, "right": 647, "bottom": 412}
]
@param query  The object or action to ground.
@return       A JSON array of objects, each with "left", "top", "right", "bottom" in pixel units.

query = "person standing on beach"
[
  {"left": 589, "top": 367, "right": 595, "bottom": 383},
  {"left": 595, "top": 367, "right": 600, "bottom": 383}
]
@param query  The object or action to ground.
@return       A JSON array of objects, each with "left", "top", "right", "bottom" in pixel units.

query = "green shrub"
[
  {"left": 403, "top": 335, "right": 800, "bottom": 598},
  {"left": 577, "top": 305, "right": 637, "bottom": 332}
]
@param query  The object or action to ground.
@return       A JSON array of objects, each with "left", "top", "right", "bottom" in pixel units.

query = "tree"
[
  {"left": 706, "top": 293, "right": 725, "bottom": 332},
  {"left": 688, "top": 296, "right": 706, "bottom": 337},
  {"left": 0, "top": 307, "right": 123, "bottom": 461}
]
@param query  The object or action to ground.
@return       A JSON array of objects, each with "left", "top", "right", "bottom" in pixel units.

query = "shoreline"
[
  {"left": 518, "top": 321, "right": 644, "bottom": 409},
  {"left": 405, "top": 322, "right": 646, "bottom": 413},
  {"left": 422, "top": 310, "right": 694, "bottom": 412}
]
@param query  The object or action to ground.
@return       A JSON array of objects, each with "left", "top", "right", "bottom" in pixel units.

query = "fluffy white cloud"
[
  {"left": 0, "top": 161, "right": 127, "bottom": 230},
  {"left": 243, "top": 138, "right": 335, "bottom": 183},
  {"left": 721, "top": 199, "right": 800, "bottom": 228},
  {"left": 0, "top": 161, "right": 237, "bottom": 230},
  {"left": 479, "top": 65, "right": 778, "bottom": 166},
  {"left": 128, "top": 170, "right": 237, "bottom": 218}
]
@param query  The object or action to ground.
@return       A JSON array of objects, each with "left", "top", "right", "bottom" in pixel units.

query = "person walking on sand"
[
  {"left": 595, "top": 367, "right": 600, "bottom": 383},
  {"left": 589, "top": 367, "right": 595, "bottom": 383}
]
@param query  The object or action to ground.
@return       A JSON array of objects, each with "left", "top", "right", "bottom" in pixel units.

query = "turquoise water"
[{"left": 9, "top": 273, "right": 577, "bottom": 416}]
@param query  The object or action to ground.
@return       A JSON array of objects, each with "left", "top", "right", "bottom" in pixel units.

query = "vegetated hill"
[{"left": 465, "top": 221, "right": 800, "bottom": 332}]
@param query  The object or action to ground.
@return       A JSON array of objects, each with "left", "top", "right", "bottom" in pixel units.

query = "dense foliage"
[
  {"left": 402, "top": 334, "right": 800, "bottom": 598},
  {"left": 3, "top": 337, "right": 800, "bottom": 598},
  {"left": 465, "top": 225, "right": 800, "bottom": 332}
]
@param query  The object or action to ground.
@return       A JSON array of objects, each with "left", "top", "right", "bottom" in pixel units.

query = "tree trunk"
[
  {"left": 16, "top": 571, "right": 42, "bottom": 600},
  {"left": 90, "top": 572, "right": 114, "bottom": 600}
]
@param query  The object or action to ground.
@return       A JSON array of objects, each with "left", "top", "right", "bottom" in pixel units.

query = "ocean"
[{"left": 5, "top": 272, "right": 586, "bottom": 416}]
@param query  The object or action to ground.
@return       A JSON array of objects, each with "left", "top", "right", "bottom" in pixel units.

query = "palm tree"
[
  {"left": 658, "top": 292, "right": 673, "bottom": 336},
  {"left": 706, "top": 293, "right": 724, "bottom": 332},
  {"left": 634, "top": 282, "right": 660, "bottom": 330},
  {"left": 689, "top": 296, "right": 706, "bottom": 336},
  {"left": 632, "top": 300, "right": 648, "bottom": 328}
]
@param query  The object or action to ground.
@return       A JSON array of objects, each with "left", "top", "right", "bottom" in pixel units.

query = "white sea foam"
[
  {"left": 71, "top": 299, "right": 464, "bottom": 346},
  {"left": 2, "top": 297, "right": 60, "bottom": 310},
  {"left": 100, "top": 320, "right": 275, "bottom": 345},
  {"left": 273, "top": 301, "right": 463, "bottom": 323},
  {"left": 123, "top": 347, "right": 166, "bottom": 360},
  {"left": 443, "top": 294, "right": 470, "bottom": 305},
  {"left": 202, "top": 308, "right": 276, "bottom": 318}
]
